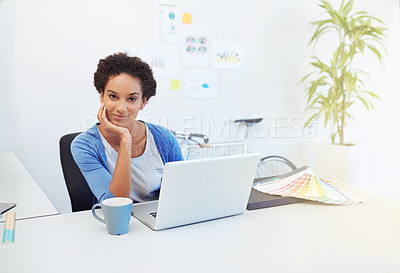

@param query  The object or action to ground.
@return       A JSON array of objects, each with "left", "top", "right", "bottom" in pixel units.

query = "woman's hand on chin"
[{"left": 97, "top": 104, "right": 131, "bottom": 142}]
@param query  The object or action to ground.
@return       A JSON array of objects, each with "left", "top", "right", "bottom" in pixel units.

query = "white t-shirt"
[{"left": 98, "top": 124, "right": 164, "bottom": 202}]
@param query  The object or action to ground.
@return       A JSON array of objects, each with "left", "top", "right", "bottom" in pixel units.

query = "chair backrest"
[{"left": 59, "top": 133, "right": 95, "bottom": 212}]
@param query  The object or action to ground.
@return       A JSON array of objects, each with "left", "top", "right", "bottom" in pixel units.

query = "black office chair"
[{"left": 59, "top": 133, "right": 96, "bottom": 212}]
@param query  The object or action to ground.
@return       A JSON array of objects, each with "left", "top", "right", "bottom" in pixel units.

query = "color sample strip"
[
  {"left": 282, "top": 175, "right": 309, "bottom": 196},
  {"left": 314, "top": 176, "right": 327, "bottom": 197},
  {"left": 284, "top": 174, "right": 311, "bottom": 196},
  {"left": 255, "top": 175, "right": 298, "bottom": 192},
  {"left": 295, "top": 174, "right": 313, "bottom": 197},
  {"left": 308, "top": 174, "right": 317, "bottom": 197},
  {"left": 293, "top": 174, "right": 324, "bottom": 199},
  {"left": 2, "top": 211, "right": 16, "bottom": 245},
  {"left": 317, "top": 179, "right": 350, "bottom": 204},
  {"left": 254, "top": 168, "right": 310, "bottom": 193},
  {"left": 268, "top": 175, "right": 305, "bottom": 195},
  {"left": 321, "top": 178, "right": 377, "bottom": 204}
]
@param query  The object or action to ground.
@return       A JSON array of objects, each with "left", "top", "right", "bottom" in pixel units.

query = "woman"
[{"left": 71, "top": 52, "right": 183, "bottom": 204}]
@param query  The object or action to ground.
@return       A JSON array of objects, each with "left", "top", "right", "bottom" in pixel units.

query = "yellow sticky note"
[
  {"left": 182, "top": 13, "right": 192, "bottom": 24},
  {"left": 171, "top": 79, "right": 180, "bottom": 90}
]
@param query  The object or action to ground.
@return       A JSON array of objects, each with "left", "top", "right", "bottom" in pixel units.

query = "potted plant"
[{"left": 302, "top": 0, "right": 386, "bottom": 183}]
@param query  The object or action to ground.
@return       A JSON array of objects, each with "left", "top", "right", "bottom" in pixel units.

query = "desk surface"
[
  {"left": 1, "top": 196, "right": 399, "bottom": 273},
  {"left": 0, "top": 152, "right": 59, "bottom": 222}
]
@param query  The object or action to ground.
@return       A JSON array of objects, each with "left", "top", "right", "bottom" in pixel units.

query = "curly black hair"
[{"left": 94, "top": 52, "right": 156, "bottom": 101}]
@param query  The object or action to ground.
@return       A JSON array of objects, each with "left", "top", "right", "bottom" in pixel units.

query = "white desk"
[
  {"left": 1, "top": 197, "right": 399, "bottom": 273},
  {"left": 0, "top": 152, "right": 59, "bottom": 222}
]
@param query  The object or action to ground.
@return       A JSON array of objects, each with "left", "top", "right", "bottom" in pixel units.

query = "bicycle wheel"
[{"left": 256, "top": 155, "right": 296, "bottom": 178}]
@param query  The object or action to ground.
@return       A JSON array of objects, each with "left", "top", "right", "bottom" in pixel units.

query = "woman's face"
[{"left": 100, "top": 73, "right": 146, "bottom": 128}]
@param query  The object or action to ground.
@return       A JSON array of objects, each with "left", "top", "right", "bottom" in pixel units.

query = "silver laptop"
[{"left": 131, "top": 153, "right": 259, "bottom": 231}]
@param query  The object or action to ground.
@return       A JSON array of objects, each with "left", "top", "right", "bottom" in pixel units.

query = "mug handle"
[{"left": 92, "top": 203, "right": 105, "bottom": 224}]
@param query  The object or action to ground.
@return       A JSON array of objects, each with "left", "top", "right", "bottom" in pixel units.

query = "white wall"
[
  {"left": 0, "top": 0, "right": 399, "bottom": 213},
  {"left": 347, "top": 0, "right": 400, "bottom": 198},
  {"left": 0, "top": 0, "right": 15, "bottom": 152}
]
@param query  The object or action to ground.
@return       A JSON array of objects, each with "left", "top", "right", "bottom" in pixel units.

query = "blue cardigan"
[{"left": 71, "top": 122, "right": 184, "bottom": 203}]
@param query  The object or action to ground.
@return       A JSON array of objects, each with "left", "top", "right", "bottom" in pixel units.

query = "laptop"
[{"left": 131, "top": 153, "right": 259, "bottom": 231}]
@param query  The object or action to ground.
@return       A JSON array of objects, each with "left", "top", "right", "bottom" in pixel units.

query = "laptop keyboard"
[{"left": 149, "top": 211, "right": 157, "bottom": 218}]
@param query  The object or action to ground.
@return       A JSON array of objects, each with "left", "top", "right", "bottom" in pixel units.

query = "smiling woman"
[
  {"left": 100, "top": 73, "right": 146, "bottom": 145},
  {"left": 71, "top": 52, "right": 184, "bottom": 204}
]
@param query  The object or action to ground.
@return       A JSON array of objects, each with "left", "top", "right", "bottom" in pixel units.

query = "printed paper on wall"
[
  {"left": 139, "top": 45, "right": 179, "bottom": 77},
  {"left": 185, "top": 70, "right": 218, "bottom": 99},
  {"left": 155, "top": 1, "right": 181, "bottom": 42},
  {"left": 212, "top": 41, "right": 244, "bottom": 69},
  {"left": 183, "top": 24, "right": 209, "bottom": 66}
]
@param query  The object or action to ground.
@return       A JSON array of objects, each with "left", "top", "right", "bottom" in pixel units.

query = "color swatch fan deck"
[{"left": 253, "top": 166, "right": 377, "bottom": 205}]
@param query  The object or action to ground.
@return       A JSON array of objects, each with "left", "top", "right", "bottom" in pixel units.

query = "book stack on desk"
[{"left": 252, "top": 166, "right": 377, "bottom": 205}]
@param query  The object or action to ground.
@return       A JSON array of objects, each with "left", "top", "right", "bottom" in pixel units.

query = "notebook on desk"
[
  {"left": 247, "top": 188, "right": 305, "bottom": 210},
  {"left": 0, "top": 203, "right": 16, "bottom": 215},
  {"left": 131, "top": 154, "right": 259, "bottom": 231}
]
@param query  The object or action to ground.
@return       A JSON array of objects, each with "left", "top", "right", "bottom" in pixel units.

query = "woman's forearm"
[{"left": 109, "top": 137, "right": 132, "bottom": 198}]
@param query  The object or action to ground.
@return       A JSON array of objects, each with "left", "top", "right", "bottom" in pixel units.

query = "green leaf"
[
  {"left": 320, "top": 0, "right": 334, "bottom": 14},
  {"left": 300, "top": 72, "right": 314, "bottom": 83},
  {"left": 357, "top": 96, "right": 370, "bottom": 110},
  {"left": 366, "top": 44, "right": 383, "bottom": 63},
  {"left": 345, "top": 101, "right": 354, "bottom": 108},
  {"left": 304, "top": 112, "right": 321, "bottom": 128},
  {"left": 337, "top": 52, "right": 350, "bottom": 68},
  {"left": 354, "top": 12, "right": 384, "bottom": 24},
  {"left": 357, "top": 39, "right": 366, "bottom": 53},
  {"left": 332, "top": 11, "right": 343, "bottom": 27},
  {"left": 324, "top": 111, "right": 331, "bottom": 128},
  {"left": 339, "top": 0, "right": 345, "bottom": 12},
  {"left": 310, "top": 58, "right": 329, "bottom": 72},
  {"left": 343, "top": 0, "right": 353, "bottom": 15},
  {"left": 359, "top": 90, "right": 381, "bottom": 99},
  {"left": 310, "top": 26, "right": 331, "bottom": 45},
  {"left": 311, "top": 19, "right": 334, "bottom": 26},
  {"left": 307, "top": 96, "right": 323, "bottom": 109}
]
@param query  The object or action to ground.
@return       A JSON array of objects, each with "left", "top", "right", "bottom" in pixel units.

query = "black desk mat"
[
  {"left": 247, "top": 188, "right": 305, "bottom": 210},
  {"left": 246, "top": 173, "right": 306, "bottom": 210}
]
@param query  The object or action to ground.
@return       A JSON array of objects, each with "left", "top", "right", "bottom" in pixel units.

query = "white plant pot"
[{"left": 312, "top": 143, "right": 359, "bottom": 184}]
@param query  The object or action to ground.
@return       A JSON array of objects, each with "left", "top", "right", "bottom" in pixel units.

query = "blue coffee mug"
[{"left": 92, "top": 197, "right": 133, "bottom": 235}]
